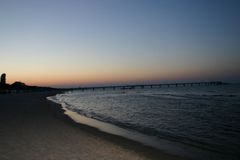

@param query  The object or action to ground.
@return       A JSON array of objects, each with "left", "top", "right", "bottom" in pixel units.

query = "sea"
[{"left": 47, "top": 84, "right": 240, "bottom": 160}]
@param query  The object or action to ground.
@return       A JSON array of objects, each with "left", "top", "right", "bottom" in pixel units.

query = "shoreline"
[
  {"left": 0, "top": 91, "right": 185, "bottom": 160},
  {"left": 47, "top": 92, "right": 230, "bottom": 160},
  {"left": 47, "top": 93, "right": 187, "bottom": 160}
]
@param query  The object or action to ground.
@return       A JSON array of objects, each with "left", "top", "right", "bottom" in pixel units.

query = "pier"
[{"left": 70, "top": 81, "right": 226, "bottom": 91}]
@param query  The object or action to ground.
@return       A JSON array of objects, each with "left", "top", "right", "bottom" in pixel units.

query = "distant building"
[{"left": 0, "top": 73, "right": 6, "bottom": 87}]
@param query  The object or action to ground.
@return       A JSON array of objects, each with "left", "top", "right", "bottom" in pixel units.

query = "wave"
[{"left": 47, "top": 85, "right": 240, "bottom": 159}]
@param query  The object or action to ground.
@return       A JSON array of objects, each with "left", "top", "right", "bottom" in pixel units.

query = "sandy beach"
[{"left": 0, "top": 92, "right": 185, "bottom": 160}]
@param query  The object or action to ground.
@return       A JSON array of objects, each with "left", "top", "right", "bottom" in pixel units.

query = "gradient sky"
[{"left": 0, "top": 0, "right": 240, "bottom": 87}]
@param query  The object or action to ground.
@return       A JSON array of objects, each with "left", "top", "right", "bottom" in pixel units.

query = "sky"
[{"left": 0, "top": 0, "right": 240, "bottom": 87}]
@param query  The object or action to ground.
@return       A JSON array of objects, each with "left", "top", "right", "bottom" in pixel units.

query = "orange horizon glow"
[{"left": 3, "top": 67, "right": 236, "bottom": 88}]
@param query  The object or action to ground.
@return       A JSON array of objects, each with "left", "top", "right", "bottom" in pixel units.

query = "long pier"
[{"left": 70, "top": 81, "right": 226, "bottom": 91}]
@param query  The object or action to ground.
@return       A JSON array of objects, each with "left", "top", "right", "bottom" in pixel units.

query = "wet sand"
[{"left": 0, "top": 92, "right": 185, "bottom": 160}]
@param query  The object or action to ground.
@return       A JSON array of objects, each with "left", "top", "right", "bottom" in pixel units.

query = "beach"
[{"left": 0, "top": 92, "right": 184, "bottom": 160}]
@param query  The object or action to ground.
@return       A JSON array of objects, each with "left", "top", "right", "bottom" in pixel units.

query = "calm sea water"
[{"left": 48, "top": 84, "right": 240, "bottom": 159}]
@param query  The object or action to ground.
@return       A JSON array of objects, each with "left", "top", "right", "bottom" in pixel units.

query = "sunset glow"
[{"left": 1, "top": 0, "right": 239, "bottom": 87}]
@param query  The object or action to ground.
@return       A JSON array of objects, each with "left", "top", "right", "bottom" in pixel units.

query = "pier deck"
[{"left": 69, "top": 81, "right": 226, "bottom": 91}]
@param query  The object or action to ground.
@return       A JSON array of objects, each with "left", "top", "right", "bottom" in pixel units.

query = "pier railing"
[{"left": 68, "top": 81, "right": 227, "bottom": 91}]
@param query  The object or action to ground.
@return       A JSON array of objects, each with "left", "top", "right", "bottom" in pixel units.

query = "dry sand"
[{"left": 0, "top": 92, "right": 185, "bottom": 160}]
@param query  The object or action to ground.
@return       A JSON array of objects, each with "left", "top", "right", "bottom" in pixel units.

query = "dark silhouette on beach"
[
  {"left": 0, "top": 73, "right": 6, "bottom": 87},
  {"left": 0, "top": 73, "right": 57, "bottom": 94}
]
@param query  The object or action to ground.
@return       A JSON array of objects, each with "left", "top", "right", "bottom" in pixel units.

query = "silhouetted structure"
[
  {"left": 11, "top": 81, "right": 26, "bottom": 89},
  {"left": 0, "top": 73, "right": 57, "bottom": 94},
  {"left": 0, "top": 73, "right": 6, "bottom": 88},
  {"left": 73, "top": 81, "right": 227, "bottom": 92}
]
